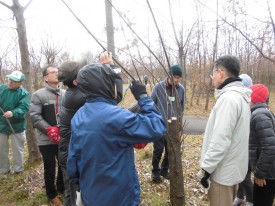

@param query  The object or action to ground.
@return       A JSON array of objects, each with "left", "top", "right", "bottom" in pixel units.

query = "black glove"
[
  {"left": 200, "top": 169, "right": 211, "bottom": 189},
  {"left": 130, "top": 80, "right": 147, "bottom": 100}
]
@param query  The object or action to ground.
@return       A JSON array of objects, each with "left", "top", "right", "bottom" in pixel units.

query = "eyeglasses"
[
  {"left": 210, "top": 68, "right": 223, "bottom": 79},
  {"left": 47, "top": 71, "right": 58, "bottom": 75}
]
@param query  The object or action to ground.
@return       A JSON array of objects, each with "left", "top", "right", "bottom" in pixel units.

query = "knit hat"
[
  {"left": 58, "top": 59, "right": 87, "bottom": 85},
  {"left": 171, "top": 64, "right": 183, "bottom": 77},
  {"left": 250, "top": 84, "right": 269, "bottom": 104},
  {"left": 239, "top": 74, "right": 253, "bottom": 87},
  {"left": 6, "top": 70, "right": 25, "bottom": 82}
]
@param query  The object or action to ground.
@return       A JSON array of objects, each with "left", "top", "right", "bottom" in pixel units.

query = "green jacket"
[{"left": 0, "top": 84, "right": 30, "bottom": 134}]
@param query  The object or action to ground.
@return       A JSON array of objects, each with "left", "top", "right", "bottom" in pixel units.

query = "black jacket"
[
  {"left": 58, "top": 86, "right": 86, "bottom": 167},
  {"left": 249, "top": 103, "right": 275, "bottom": 179}
]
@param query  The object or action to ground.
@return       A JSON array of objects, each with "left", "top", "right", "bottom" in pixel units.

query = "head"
[
  {"left": 211, "top": 55, "right": 240, "bottom": 89},
  {"left": 239, "top": 73, "right": 253, "bottom": 88},
  {"left": 168, "top": 64, "right": 183, "bottom": 85},
  {"left": 58, "top": 59, "right": 87, "bottom": 88},
  {"left": 42, "top": 64, "right": 59, "bottom": 86},
  {"left": 77, "top": 63, "right": 122, "bottom": 101},
  {"left": 249, "top": 84, "right": 269, "bottom": 105},
  {"left": 6, "top": 70, "right": 25, "bottom": 90}
]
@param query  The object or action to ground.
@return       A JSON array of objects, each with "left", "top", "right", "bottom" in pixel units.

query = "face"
[
  {"left": 168, "top": 75, "right": 182, "bottom": 85},
  {"left": 44, "top": 67, "right": 59, "bottom": 84},
  {"left": 211, "top": 67, "right": 224, "bottom": 89},
  {"left": 7, "top": 79, "right": 22, "bottom": 90}
]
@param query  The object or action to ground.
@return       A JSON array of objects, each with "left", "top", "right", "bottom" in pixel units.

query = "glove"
[
  {"left": 197, "top": 169, "right": 211, "bottom": 189},
  {"left": 130, "top": 80, "right": 147, "bottom": 100},
  {"left": 46, "top": 126, "right": 61, "bottom": 144},
  {"left": 134, "top": 143, "right": 147, "bottom": 149}
]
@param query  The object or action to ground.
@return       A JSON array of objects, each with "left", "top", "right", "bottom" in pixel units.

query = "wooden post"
[{"left": 167, "top": 117, "right": 185, "bottom": 206}]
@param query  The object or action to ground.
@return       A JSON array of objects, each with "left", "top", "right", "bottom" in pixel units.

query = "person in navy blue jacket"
[{"left": 67, "top": 63, "right": 167, "bottom": 206}]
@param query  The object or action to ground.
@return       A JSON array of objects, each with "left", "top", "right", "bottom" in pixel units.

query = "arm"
[{"left": 8, "top": 91, "right": 29, "bottom": 119}]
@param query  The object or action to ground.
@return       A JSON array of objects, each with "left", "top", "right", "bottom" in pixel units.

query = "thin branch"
[
  {"left": 23, "top": 0, "right": 33, "bottom": 10},
  {"left": 0, "top": 1, "right": 12, "bottom": 9}
]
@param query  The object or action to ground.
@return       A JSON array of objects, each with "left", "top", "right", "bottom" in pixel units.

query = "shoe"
[
  {"left": 160, "top": 170, "right": 170, "bottom": 179},
  {"left": 151, "top": 171, "right": 162, "bottom": 183},
  {"left": 49, "top": 196, "right": 63, "bottom": 206},
  {"left": 233, "top": 197, "right": 245, "bottom": 206}
]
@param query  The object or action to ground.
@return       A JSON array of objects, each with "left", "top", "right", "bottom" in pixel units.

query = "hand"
[
  {"left": 99, "top": 51, "right": 113, "bottom": 64},
  {"left": 197, "top": 169, "right": 211, "bottom": 189},
  {"left": 3, "top": 111, "right": 13, "bottom": 118},
  {"left": 130, "top": 80, "right": 147, "bottom": 100},
  {"left": 46, "top": 126, "right": 61, "bottom": 144},
  {"left": 134, "top": 143, "right": 147, "bottom": 149},
  {"left": 254, "top": 177, "right": 266, "bottom": 187}
]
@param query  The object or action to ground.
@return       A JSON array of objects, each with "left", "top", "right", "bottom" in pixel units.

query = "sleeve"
[
  {"left": 181, "top": 86, "right": 185, "bottom": 113},
  {"left": 29, "top": 93, "right": 50, "bottom": 134},
  {"left": 252, "top": 112, "right": 275, "bottom": 178},
  {"left": 116, "top": 97, "right": 167, "bottom": 144},
  {"left": 11, "top": 92, "right": 30, "bottom": 119},
  {"left": 201, "top": 96, "right": 239, "bottom": 173}
]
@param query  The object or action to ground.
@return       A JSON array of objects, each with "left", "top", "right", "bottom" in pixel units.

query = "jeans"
[
  {"left": 0, "top": 132, "right": 26, "bottom": 173},
  {"left": 152, "top": 136, "right": 169, "bottom": 173},
  {"left": 254, "top": 179, "right": 275, "bottom": 206},
  {"left": 236, "top": 164, "right": 253, "bottom": 203},
  {"left": 39, "top": 144, "right": 64, "bottom": 199},
  {"left": 61, "top": 165, "right": 78, "bottom": 206}
]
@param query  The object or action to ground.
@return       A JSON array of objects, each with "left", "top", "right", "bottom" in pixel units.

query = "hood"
[
  {"left": 77, "top": 63, "right": 117, "bottom": 100},
  {"left": 214, "top": 81, "right": 251, "bottom": 103}
]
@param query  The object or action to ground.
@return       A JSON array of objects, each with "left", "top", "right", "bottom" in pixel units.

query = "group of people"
[
  {"left": 0, "top": 53, "right": 274, "bottom": 206},
  {"left": 198, "top": 55, "right": 275, "bottom": 206}
]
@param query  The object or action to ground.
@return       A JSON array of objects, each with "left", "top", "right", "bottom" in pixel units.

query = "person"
[
  {"left": 249, "top": 84, "right": 275, "bottom": 206},
  {"left": 0, "top": 70, "right": 29, "bottom": 174},
  {"left": 150, "top": 64, "right": 185, "bottom": 182},
  {"left": 30, "top": 65, "right": 65, "bottom": 206},
  {"left": 233, "top": 73, "right": 254, "bottom": 206},
  {"left": 144, "top": 75, "right": 148, "bottom": 85},
  {"left": 198, "top": 55, "right": 251, "bottom": 206},
  {"left": 57, "top": 60, "right": 87, "bottom": 206},
  {"left": 66, "top": 63, "right": 167, "bottom": 206}
]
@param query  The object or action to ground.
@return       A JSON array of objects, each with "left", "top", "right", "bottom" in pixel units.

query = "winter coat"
[
  {"left": 249, "top": 103, "right": 275, "bottom": 179},
  {"left": 151, "top": 79, "right": 185, "bottom": 123},
  {"left": 67, "top": 97, "right": 167, "bottom": 206},
  {"left": 58, "top": 86, "right": 85, "bottom": 168},
  {"left": 30, "top": 85, "right": 65, "bottom": 145},
  {"left": 0, "top": 84, "right": 29, "bottom": 134},
  {"left": 200, "top": 81, "right": 251, "bottom": 186}
]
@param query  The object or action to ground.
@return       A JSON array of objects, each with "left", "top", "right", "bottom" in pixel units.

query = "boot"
[
  {"left": 151, "top": 170, "right": 161, "bottom": 183},
  {"left": 49, "top": 196, "right": 63, "bottom": 206}
]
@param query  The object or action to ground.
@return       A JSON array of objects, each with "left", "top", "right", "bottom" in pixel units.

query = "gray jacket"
[{"left": 30, "top": 85, "right": 65, "bottom": 146}]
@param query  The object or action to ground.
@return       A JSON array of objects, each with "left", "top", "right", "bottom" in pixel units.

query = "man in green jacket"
[{"left": 0, "top": 70, "right": 29, "bottom": 174}]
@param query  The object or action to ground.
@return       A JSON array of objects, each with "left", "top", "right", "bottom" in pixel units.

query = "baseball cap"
[{"left": 6, "top": 70, "right": 25, "bottom": 82}]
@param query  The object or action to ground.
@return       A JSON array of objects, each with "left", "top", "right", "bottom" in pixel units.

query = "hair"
[
  {"left": 215, "top": 55, "right": 240, "bottom": 77},
  {"left": 42, "top": 64, "right": 56, "bottom": 77}
]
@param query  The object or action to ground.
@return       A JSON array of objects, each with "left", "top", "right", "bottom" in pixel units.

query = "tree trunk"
[
  {"left": 12, "top": 0, "right": 41, "bottom": 162},
  {"left": 167, "top": 117, "right": 184, "bottom": 206},
  {"left": 105, "top": 0, "right": 115, "bottom": 56}
]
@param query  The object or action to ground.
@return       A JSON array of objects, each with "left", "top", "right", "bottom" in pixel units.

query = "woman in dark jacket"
[{"left": 249, "top": 84, "right": 275, "bottom": 206}]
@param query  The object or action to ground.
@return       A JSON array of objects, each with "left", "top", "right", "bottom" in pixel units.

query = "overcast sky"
[{"left": 0, "top": 0, "right": 274, "bottom": 60}]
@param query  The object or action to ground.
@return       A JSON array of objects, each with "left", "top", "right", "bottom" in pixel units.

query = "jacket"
[
  {"left": 200, "top": 81, "right": 251, "bottom": 186},
  {"left": 249, "top": 103, "right": 275, "bottom": 179},
  {"left": 67, "top": 97, "right": 166, "bottom": 206},
  {"left": 0, "top": 84, "right": 29, "bottom": 134},
  {"left": 58, "top": 87, "right": 85, "bottom": 167},
  {"left": 151, "top": 79, "right": 185, "bottom": 123},
  {"left": 29, "top": 85, "right": 65, "bottom": 145}
]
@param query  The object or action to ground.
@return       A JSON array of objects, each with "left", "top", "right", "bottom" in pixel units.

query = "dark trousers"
[
  {"left": 236, "top": 165, "right": 253, "bottom": 203},
  {"left": 152, "top": 136, "right": 168, "bottom": 173},
  {"left": 61, "top": 165, "right": 78, "bottom": 206},
  {"left": 39, "top": 145, "right": 64, "bottom": 199},
  {"left": 254, "top": 179, "right": 275, "bottom": 206}
]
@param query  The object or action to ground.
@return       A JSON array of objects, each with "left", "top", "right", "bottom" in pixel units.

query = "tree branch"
[
  {"left": 24, "top": 0, "right": 33, "bottom": 10},
  {"left": 0, "top": 1, "right": 12, "bottom": 9}
]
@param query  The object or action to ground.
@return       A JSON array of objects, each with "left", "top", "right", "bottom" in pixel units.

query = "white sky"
[{"left": 0, "top": 0, "right": 274, "bottom": 60}]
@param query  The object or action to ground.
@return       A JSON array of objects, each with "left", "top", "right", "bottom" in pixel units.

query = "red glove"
[
  {"left": 45, "top": 126, "right": 61, "bottom": 144},
  {"left": 134, "top": 143, "right": 147, "bottom": 149}
]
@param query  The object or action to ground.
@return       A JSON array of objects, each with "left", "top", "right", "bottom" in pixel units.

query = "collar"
[
  {"left": 218, "top": 77, "right": 242, "bottom": 89},
  {"left": 46, "top": 84, "right": 61, "bottom": 95}
]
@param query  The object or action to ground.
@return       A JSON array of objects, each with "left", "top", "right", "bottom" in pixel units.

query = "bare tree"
[
  {"left": 0, "top": 0, "right": 41, "bottom": 162},
  {"left": 105, "top": 0, "right": 115, "bottom": 55}
]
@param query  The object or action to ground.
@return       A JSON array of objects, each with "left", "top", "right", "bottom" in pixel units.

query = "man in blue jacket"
[{"left": 67, "top": 63, "right": 167, "bottom": 206}]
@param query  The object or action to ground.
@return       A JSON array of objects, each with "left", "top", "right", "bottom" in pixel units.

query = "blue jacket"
[
  {"left": 67, "top": 97, "right": 166, "bottom": 206},
  {"left": 151, "top": 79, "right": 185, "bottom": 123}
]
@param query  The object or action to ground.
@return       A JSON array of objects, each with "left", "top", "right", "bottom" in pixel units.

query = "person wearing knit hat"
[
  {"left": 239, "top": 74, "right": 253, "bottom": 88},
  {"left": 199, "top": 55, "right": 251, "bottom": 206},
  {"left": 248, "top": 83, "right": 275, "bottom": 205},
  {"left": 150, "top": 64, "right": 185, "bottom": 182}
]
